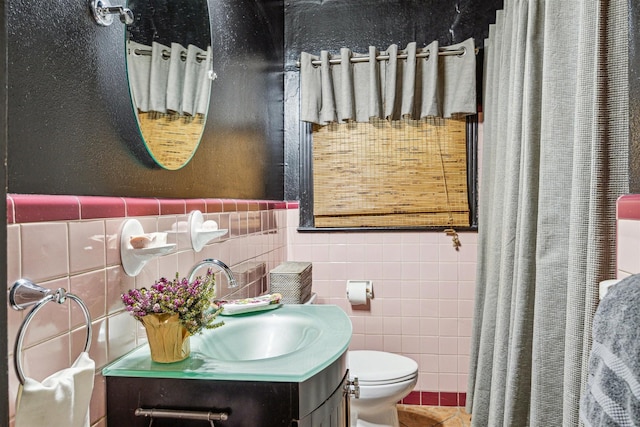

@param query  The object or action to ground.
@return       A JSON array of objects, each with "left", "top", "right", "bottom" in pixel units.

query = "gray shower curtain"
[{"left": 467, "top": 1, "right": 628, "bottom": 426}]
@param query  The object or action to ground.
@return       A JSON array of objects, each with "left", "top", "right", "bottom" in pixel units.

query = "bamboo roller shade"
[{"left": 312, "top": 117, "right": 470, "bottom": 228}]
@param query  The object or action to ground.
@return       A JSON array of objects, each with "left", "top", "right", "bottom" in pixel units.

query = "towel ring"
[{"left": 10, "top": 279, "right": 93, "bottom": 385}]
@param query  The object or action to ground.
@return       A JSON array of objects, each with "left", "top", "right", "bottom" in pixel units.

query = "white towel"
[
  {"left": 15, "top": 352, "right": 95, "bottom": 427},
  {"left": 217, "top": 293, "right": 282, "bottom": 315}
]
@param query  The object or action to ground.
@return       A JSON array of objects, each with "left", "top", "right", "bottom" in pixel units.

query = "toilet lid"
[{"left": 348, "top": 350, "right": 418, "bottom": 384}]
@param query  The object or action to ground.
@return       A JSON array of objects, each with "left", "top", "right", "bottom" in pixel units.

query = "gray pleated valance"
[
  {"left": 127, "top": 41, "right": 213, "bottom": 116},
  {"left": 300, "top": 38, "right": 477, "bottom": 124}
]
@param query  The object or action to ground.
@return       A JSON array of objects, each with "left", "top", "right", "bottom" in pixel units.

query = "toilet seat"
[
  {"left": 356, "top": 373, "right": 417, "bottom": 386},
  {"left": 348, "top": 350, "right": 418, "bottom": 386}
]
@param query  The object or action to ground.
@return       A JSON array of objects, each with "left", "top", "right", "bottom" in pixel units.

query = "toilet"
[
  {"left": 303, "top": 294, "right": 418, "bottom": 427},
  {"left": 347, "top": 350, "right": 418, "bottom": 427}
]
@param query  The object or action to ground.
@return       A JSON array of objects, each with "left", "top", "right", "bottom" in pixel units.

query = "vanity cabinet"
[
  {"left": 103, "top": 305, "right": 353, "bottom": 426},
  {"left": 295, "top": 372, "right": 349, "bottom": 427},
  {"left": 105, "top": 356, "right": 349, "bottom": 427}
]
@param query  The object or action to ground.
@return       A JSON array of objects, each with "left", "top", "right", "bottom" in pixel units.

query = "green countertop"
[{"left": 102, "top": 304, "right": 352, "bottom": 383}]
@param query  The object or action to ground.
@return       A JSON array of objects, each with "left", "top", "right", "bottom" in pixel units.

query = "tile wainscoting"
[
  {"left": 286, "top": 210, "right": 476, "bottom": 408},
  {"left": 6, "top": 194, "right": 477, "bottom": 426},
  {"left": 6, "top": 195, "right": 291, "bottom": 427}
]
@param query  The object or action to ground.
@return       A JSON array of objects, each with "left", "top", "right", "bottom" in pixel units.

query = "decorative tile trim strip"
[
  {"left": 122, "top": 197, "right": 161, "bottom": 217},
  {"left": 158, "top": 198, "right": 186, "bottom": 215},
  {"left": 617, "top": 194, "right": 640, "bottom": 220},
  {"left": 185, "top": 199, "right": 207, "bottom": 213},
  {"left": 11, "top": 194, "right": 81, "bottom": 223},
  {"left": 6, "top": 196, "right": 13, "bottom": 223},
  {"left": 206, "top": 199, "right": 225, "bottom": 213},
  {"left": 402, "top": 390, "right": 422, "bottom": 405},
  {"left": 7, "top": 194, "right": 295, "bottom": 224},
  {"left": 77, "top": 196, "right": 126, "bottom": 219},
  {"left": 401, "top": 391, "right": 467, "bottom": 407}
]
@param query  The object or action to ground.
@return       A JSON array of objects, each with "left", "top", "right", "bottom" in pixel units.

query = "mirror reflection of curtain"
[
  {"left": 126, "top": 41, "right": 212, "bottom": 115},
  {"left": 299, "top": 38, "right": 476, "bottom": 124},
  {"left": 148, "top": 41, "right": 170, "bottom": 113},
  {"left": 127, "top": 40, "right": 151, "bottom": 112},
  {"left": 195, "top": 46, "right": 213, "bottom": 115},
  {"left": 182, "top": 45, "right": 212, "bottom": 116},
  {"left": 166, "top": 42, "right": 186, "bottom": 114}
]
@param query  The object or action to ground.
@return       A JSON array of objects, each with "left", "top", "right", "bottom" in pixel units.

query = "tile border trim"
[
  {"left": 401, "top": 391, "right": 466, "bottom": 407},
  {"left": 7, "top": 194, "right": 297, "bottom": 224},
  {"left": 617, "top": 194, "right": 640, "bottom": 220}
]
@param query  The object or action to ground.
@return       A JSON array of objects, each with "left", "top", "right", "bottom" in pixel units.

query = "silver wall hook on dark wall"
[{"left": 90, "top": 0, "right": 134, "bottom": 26}]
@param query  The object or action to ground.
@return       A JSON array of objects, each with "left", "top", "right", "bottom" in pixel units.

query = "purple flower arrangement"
[{"left": 121, "top": 269, "right": 223, "bottom": 335}]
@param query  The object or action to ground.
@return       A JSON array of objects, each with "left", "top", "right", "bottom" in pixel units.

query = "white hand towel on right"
[{"left": 15, "top": 351, "right": 95, "bottom": 427}]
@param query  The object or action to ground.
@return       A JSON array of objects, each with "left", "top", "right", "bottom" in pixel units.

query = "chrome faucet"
[{"left": 187, "top": 259, "right": 239, "bottom": 298}]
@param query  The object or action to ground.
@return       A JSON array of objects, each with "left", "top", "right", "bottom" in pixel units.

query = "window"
[{"left": 298, "top": 116, "right": 478, "bottom": 231}]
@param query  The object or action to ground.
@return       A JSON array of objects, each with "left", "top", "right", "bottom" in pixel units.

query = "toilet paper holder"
[{"left": 346, "top": 280, "right": 373, "bottom": 305}]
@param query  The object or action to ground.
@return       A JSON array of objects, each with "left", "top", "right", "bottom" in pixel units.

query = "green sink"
[
  {"left": 199, "top": 311, "right": 322, "bottom": 361},
  {"left": 102, "top": 304, "right": 352, "bottom": 382}
]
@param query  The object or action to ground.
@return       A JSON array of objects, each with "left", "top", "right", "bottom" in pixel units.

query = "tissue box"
[{"left": 269, "top": 262, "right": 312, "bottom": 304}]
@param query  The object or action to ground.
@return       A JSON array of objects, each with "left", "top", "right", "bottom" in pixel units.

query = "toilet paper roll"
[{"left": 347, "top": 280, "right": 370, "bottom": 305}]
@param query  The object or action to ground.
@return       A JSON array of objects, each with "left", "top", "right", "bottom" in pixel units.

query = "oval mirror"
[{"left": 125, "top": 0, "right": 213, "bottom": 170}]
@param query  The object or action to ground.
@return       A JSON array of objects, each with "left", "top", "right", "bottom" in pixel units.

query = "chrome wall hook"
[{"left": 90, "top": 0, "right": 134, "bottom": 26}]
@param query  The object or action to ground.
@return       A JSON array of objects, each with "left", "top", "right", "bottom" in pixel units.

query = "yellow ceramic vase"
[{"left": 141, "top": 313, "right": 190, "bottom": 363}]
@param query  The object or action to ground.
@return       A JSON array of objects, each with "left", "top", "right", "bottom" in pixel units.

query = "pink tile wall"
[
  {"left": 6, "top": 192, "right": 476, "bottom": 425},
  {"left": 6, "top": 195, "right": 291, "bottom": 427},
  {"left": 286, "top": 209, "right": 477, "bottom": 404}
]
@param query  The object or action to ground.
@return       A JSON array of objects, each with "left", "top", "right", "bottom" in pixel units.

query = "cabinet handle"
[{"left": 135, "top": 408, "right": 229, "bottom": 426}]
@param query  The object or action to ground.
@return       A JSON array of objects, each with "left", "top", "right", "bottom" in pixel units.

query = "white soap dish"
[
  {"left": 120, "top": 219, "right": 176, "bottom": 276},
  {"left": 188, "top": 210, "right": 228, "bottom": 252}
]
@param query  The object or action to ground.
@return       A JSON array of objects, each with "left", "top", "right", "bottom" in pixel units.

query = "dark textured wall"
[
  {"left": 283, "top": 0, "right": 503, "bottom": 200},
  {"left": 7, "top": 0, "right": 284, "bottom": 199},
  {"left": 0, "top": 0, "right": 8, "bottom": 423},
  {"left": 7, "top": 0, "right": 501, "bottom": 200}
]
